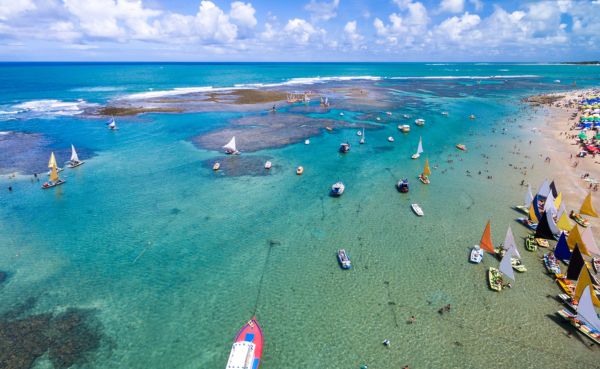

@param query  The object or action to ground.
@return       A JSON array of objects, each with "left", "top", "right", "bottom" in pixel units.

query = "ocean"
[{"left": 1, "top": 63, "right": 599, "bottom": 369}]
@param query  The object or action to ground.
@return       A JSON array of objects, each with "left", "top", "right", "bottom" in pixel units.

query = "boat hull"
[
  {"left": 67, "top": 161, "right": 84, "bottom": 168},
  {"left": 41, "top": 179, "right": 66, "bottom": 189},
  {"left": 488, "top": 267, "right": 503, "bottom": 292},
  {"left": 469, "top": 247, "right": 483, "bottom": 264}
]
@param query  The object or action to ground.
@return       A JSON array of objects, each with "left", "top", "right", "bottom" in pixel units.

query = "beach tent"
[
  {"left": 566, "top": 244, "right": 585, "bottom": 280},
  {"left": 554, "top": 232, "right": 572, "bottom": 261}
]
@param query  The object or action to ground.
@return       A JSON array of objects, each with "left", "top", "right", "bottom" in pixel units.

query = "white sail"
[
  {"left": 108, "top": 117, "right": 117, "bottom": 129},
  {"left": 581, "top": 227, "right": 600, "bottom": 256},
  {"left": 223, "top": 136, "right": 237, "bottom": 153},
  {"left": 537, "top": 179, "right": 550, "bottom": 198},
  {"left": 70, "top": 144, "right": 80, "bottom": 162},
  {"left": 499, "top": 247, "right": 516, "bottom": 281},
  {"left": 546, "top": 210, "right": 561, "bottom": 237},
  {"left": 503, "top": 226, "right": 521, "bottom": 259},
  {"left": 577, "top": 286, "right": 600, "bottom": 331},
  {"left": 524, "top": 184, "right": 533, "bottom": 208},
  {"left": 416, "top": 137, "right": 424, "bottom": 155},
  {"left": 545, "top": 192, "right": 557, "bottom": 216},
  {"left": 557, "top": 202, "right": 567, "bottom": 219}
]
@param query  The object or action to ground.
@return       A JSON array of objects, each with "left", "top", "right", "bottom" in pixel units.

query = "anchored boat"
[
  {"left": 331, "top": 182, "right": 345, "bottom": 196},
  {"left": 339, "top": 142, "right": 351, "bottom": 153},
  {"left": 67, "top": 144, "right": 84, "bottom": 168},
  {"left": 226, "top": 318, "right": 264, "bottom": 369},
  {"left": 42, "top": 152, "right": 66, "bottom": 189},
  {"left": 411, "top": 136, "right": 424, "bottom": 159},
  {"left": 337, "top": 249, "right": 351, "bottom": 269},
  {"left": 418, "top": 158, "right": 431, "bottom": 184},
  {"left": 411, "top": 203, "right": 424, "bottom": 216},
  {"left": 223, "top": 136, "right": 240, "bottom": 155},
  {"left": 396, "top": 179, "right": 409, "bottom": 193}
]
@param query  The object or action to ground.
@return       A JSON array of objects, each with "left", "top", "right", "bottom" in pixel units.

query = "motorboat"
[
  {"left": 376, "top": 117, "right": 381, "bottom": 121},
  {"left": 441, "top": 111, "right": 448, "bottom": 116},
  {"left": 305, "top": 139, "right": 310, "bottom": 145},
  {"left": 396, "top": 179, "right": 409, "bottom": 193},
  {"left": 403, "top": 114, "right": 410, "bottom": 119},
  {"left": 337, "top": 249, "right": 351, "bottom": 269},
  {"left": 470, "top": 245, "right": 483, "bottom": 263},
  {"left": 415, "top": 118, "right": 425, "bottom": 126},
  {"left": 357, "top": 130, "right": 362, "bottom": 136},
  {"left": 213, "top": 162, "right": 221, "bottom": 171},
  {"left": 339, "top": 143, "right": 351, "bottom": 153},
  {"left": 325, "top": 126, "right": 333, "bottom": 132},
  {"left": 411, "top": 203, "right": 424, "bottom": 216},
  {"left": 387, "top": 136, "right": 395, "bottom": 142},
  {"left": 456, "top": 144, "right": 467, "bottom": 151},
  {"left": 386, "top": 112, "right": 392, "bottom": 116},
  {"left": 469, "top": 114, "right": 476, "bottom": 120},
  {"left": 331, "top": 182, "right": 345, "bottom": 196},
  {"left": 264, "top": 161, "right": 272, "bottom": 170},
  {"left": 339, "top": 112, "right": 344, "bottom": 116},
  {"left": 296, "top": 166, "right": 304, "bottom": 175},
  {"left": 399, "top": 125, "right": 410, "bottom": 133},
  {"left": 226, "top": 318, "right": 263, "bottom": 369}
]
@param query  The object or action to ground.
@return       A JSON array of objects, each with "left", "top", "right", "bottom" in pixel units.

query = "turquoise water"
[{"left": 1, "top": 63, "right": 600, "bottom": 368}]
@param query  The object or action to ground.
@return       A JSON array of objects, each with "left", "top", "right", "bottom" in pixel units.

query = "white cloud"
[
  {"left": 0, "top": 0, "right": 36, "bottom": 21},
  {"left": 374, "top": 1, "right": 429, "bottom": 47},
  {"left": 343, "top": 20, "right": 364, "bottom": 49},
  {"left": 439, "top": 0, "right": 464, "bottom": 13},
  {"left": 435, "top": 12, "right": 480, "bottom": 42},
  {"left": 229, "top": 1, "right": 257, "bottom": 30},
  {"left": 283, "top": 18, "right": 319, "bottom": 45},
  {"left": 468, "top": 0, "right": 483, "bottom": 11},
  {"left": 304, "top": 0, "right": 340, "bottom": 22}
]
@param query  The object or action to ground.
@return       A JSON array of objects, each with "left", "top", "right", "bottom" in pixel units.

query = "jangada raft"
[{"left": 226, "top": 318, "right": 264, "bottom": 369}]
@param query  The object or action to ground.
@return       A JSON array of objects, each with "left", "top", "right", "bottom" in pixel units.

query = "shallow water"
[{"left": 1, "top": 63, "right": 600, "bottom": 369}]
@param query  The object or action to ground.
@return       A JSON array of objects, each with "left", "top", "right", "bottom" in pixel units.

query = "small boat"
[
  {"left": 543, "top": 253, "right": 561, "bottom": 275},
  {"left": 107, "top": 116, "right": 118, "bottom": 130},
  {"left": 357, "top": 130, "right": 362, "bottom": 136},
  {"left": 441, "top": 111, "right": 448, "bottom": 116},
  {"left": 396, "top": 179, "right": 409, "bottom": 193},
  {"left": 517, "top": 217, "right": 537, "bottom": 230},
  {"left": 403, "top": 114, "right": 410, "bottom": 119},
  {"left": 213, "top": 162, "right": 220, "bottom": 171},
  {"left": 376, "top": 117, "right": 381, "bottom": 121},
  {"left": 469, "top": 245, "right": 483, "bottom": 264},
  {"left": 411, "top": 203, "right": 424, "bottom": 216},
  {"left": 415, "top": 118, "right": 425, "bottom": 126},
  {"left": 418, "top": 158, "right": 431, "bottom": 184},
  {"left": 67, "top": 144, "right": 84, "bottom": 168},
  {"left": 223, "top": 136, "right": 240, "bottom": 155},
  {"left": 296, "top": 166, "right": 304, "bottom": 175},
  {"left": 514, "top": 185, "right": 534, "bottom": 214},
  {"left": 570, "top": 210, "right": 590, "bottom": 227},
  {"left": 469, "top": 114, "right": 476, "bottom": 120},
  {"left": 305, "top": 139, "right": 310, "bottom": 145},
  {"left": 511, "top": 258, "right": 527, "bottom": 273},
  {"left": 386, "top": 112, "right": 392, "bottom": 116},
  {"left": 556, "top": 275, "right": 575, "bottom": 295},
  {"left": 46, "top": 152, "right": 63, "bottom": 174},
  {"left": 411, "top": 136, "right": 423, "bottom": 159},
  {"left": 488, "top": 267, "right": 503, "bottom": 292},
  {"left": 359, "top": 128, "right": 365, "bottom": 144},
  {"left": 339, "top": 142, "right": 351, "bottom": 153},
  {"left": 456, "top": 144, "right": 467, "bottom": 151},
  {"left": 399, "top": 125, "right": 410, "bottom": 133},
  {"left": 594, "top": 257, "right": 600, "bottom": 274},
  {"left": 325, "top": 126, "right": 334, "bottom": 132},
  {"left": 337, "top": 249, "right": 351, "bottom": 269},
  {"left": 264, "top": 161, "right": 272, "bottom": 170},
  {"left": 339, "top": 112, "right": 344, "bottom": 116},
  {"left": 42, "top": 152, "right": 66, "bottom": 189},
  {"left": 331, "top": 182, "right": 345, "bottom": 196},
  {"left": 557, "top": 286, "right": 600, "bottom": 345},
  {"left": 535, "top": 238, "right": 549, "bottom": 248},
  {"left": 524, "top": 235, "right": 537, "bottom": 251},
  {"left": 387, "top": 136, "right": 394, "bottom": 142},
  {"left": 225, "top": 318, "right": 264, "bottom": 369},
  {"left": 554, "top": 79, "right": 561, "bottom": 84}
]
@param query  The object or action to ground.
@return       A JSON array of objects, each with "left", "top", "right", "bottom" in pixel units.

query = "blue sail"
[
  {"left": 554, "top": 232, "right": 572, "bottom": 261},
  {"left": 532, "top": 195, "right": 543, "bottom": 221}
]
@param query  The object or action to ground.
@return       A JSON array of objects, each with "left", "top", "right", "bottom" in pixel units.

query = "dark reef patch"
[{"left": 0, "top": 299, "right": 104, "bottom": 369}]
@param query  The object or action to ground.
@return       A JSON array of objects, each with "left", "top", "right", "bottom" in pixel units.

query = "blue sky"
[{"left": 0, "top": 0, "right": 598, "bottom": 61}]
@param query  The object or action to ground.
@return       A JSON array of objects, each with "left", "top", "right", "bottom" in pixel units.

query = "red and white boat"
[{"left": 226, "top": 317, "right": 264, "bottom": 369}]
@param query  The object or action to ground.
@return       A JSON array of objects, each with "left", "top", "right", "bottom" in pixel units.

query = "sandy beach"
[{"left": 527, "top": 88, "right": 600, "bottom": 236}]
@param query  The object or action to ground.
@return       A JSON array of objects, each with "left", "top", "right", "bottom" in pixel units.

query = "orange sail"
[
  {"left": 423, "top": 158, "right": 431, "bottom": 177},
  {"left": 580, "top": 192, "right": 598, "bottom": 217},
  {"left": 479, "top": 220, "right": 495, "bottom": 254},
  {"left": 574, "top": 266, "right": 600, "bottom": 307}
]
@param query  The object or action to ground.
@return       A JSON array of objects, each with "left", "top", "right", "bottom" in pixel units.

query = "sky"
[{"left": 0, "top": 0, "right": 599, "bottom": 62}]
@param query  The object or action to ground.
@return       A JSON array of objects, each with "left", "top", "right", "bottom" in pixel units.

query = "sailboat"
[
  {"left": 557, "top": 286, "right": 600, "bottom": 344},
  {"left": 67, "top": 144, "right": 84, "bottom": 168},
  {"left": 488, "top": 246, "right": 516, "bottom": 291},
  {"left": 515, "top": 184, "right": 534, "bottom": 214},
  {"left": 494, "top": 226, "right": 526, "bottom": 272},
  {"left": 46, "top": 151, "right": 63, "bottom": 174},
  {"left": 411, "top": 136, "right": 424, "bottom": 159},
  {"left": 470, "top": 220, "right": 495, "bottom": 264},
  {"left": 359, "top": 128, "right": 365, "bottom": 144},
  {"left": 42, "top": 152, "right": 66, "bottom": 189},
  {"left": 223, "top": 136, "right": 240, "bottom": 155},
  {"left": 107, "top": 116, "right": 118, "bottom": 130},
  {"left": 418, "top": 158, "right": 431, "bottom": 184},
  {"left": 571, "top": 192, "right": 597, "bottom": 226}
]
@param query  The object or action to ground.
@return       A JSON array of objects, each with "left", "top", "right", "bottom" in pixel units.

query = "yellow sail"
[
  {"left": 49, "top": 164, "right": 59, "bottom": 182},
  {"left": 580, "top": 192, "right": 598, "bottom": 217},
  {"left": 48, "top": 152, "right": 57, "bottom": 169},
  {"left": 423, "top": 158, "right": 431, "bottom": 177},
  {"left": 574, "top": 265, "right": 600, "bottom": 307},
  {"left": 566, "top": 225, "right": 591, "bottom": 256},
  {"left": 554, "top": 192, "right": 562, "bottom": 209},
  {"left": 528, "top": 204, "right": 538, "bottom": 223},
  {"left": 556, "top": 211, "right": 572, "bottom": 231}
]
